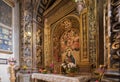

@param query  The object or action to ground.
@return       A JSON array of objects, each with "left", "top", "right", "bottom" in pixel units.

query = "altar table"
[{"left": 32, "top": 73, "right": 91, "bottom": 82}]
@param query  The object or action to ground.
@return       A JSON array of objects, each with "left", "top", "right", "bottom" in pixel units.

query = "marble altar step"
[
  {"left": 103, "top": 70, "right": 120, "bottom": 82},
  {"left": 102, "top": 78, "right": 120, "bottom": 82}
]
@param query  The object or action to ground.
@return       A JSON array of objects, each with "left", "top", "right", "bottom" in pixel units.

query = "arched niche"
[{"left": 51, "top": 15, "right": 81, "bottom": 69}]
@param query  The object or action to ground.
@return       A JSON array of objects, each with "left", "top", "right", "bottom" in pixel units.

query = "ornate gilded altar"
[{"left": 19, "top": 0, "right": 99, "bottom": 74}]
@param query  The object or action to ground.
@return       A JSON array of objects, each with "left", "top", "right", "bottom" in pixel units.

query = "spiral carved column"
[
  {"left": 104, "top": 0, "right": 120, "bottom": 81},
  {"left": 110, "top": 0, "right": 120, "bottom": 71}
]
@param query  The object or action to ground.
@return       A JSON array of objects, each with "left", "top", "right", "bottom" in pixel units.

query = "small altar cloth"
[{"left": 32, "top": 73, "right": 91, "bottom": 82}]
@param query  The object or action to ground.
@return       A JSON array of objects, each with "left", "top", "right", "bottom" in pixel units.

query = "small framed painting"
[
  {"left": 0, "top": 0, "right": 14, "bottom": 54},
  {"left": 0, "top": 58, "right": 7, "bottom": 64}
]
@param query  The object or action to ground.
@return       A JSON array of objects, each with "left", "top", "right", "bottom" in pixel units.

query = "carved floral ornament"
[{"left": 61, "top": 19, "right": 72, "bottom": 29}]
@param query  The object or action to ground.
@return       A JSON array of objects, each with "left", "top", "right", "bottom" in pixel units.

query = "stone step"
[
  {"left": 102, "top": 78, "right": 120, "bottom": 82},
  {"left": 103, "top": 70, "right": 120, "bottom": 82}
]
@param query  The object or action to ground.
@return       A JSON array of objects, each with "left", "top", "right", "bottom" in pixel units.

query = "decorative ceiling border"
[
  {"left": 3, "top": 0, "right": 15, "bottom": 7},
  {"left": 43, "top": 0, "right": 62, "bottom": 16}
]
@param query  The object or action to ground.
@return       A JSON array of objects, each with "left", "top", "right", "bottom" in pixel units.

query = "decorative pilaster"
[
  {"left": 20, "top": 0, "right": 33, "bottom": 71},
  {"left": 44, "top": 19, "right": 51, "bottom": 66},
  {"left": 88, "top": 0, "right": 98, "bottom": 66}
]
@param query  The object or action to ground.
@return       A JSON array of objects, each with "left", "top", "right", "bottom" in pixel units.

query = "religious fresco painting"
[
  {"left": 60, "top": 29, "right": 80, "bottom": 65},
  {"left": 52, "top": 18, "right": 80, "bottom": 65},
  {"left": 0, "top": 0, "right": 12, "bottom": 53}
]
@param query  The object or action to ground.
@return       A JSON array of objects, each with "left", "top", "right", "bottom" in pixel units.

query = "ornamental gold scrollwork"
[
  {"left": 112, "top": 41, "right": 120, "bottom": 49},
  {"left": 110, "top": 0, "right": 120, "bottom": 69}
]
